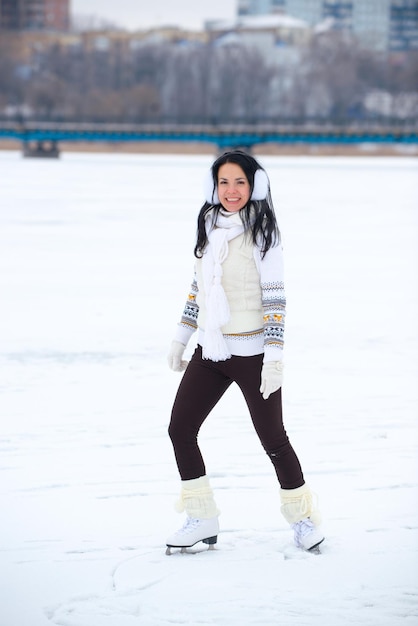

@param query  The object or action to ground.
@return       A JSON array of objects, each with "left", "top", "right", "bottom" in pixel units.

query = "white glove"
[
  {"left": 167, "top": 341, "right": 188, "bottom": 372},
  {"left": 260, "top": 361, "right": 283, "bottom": 400}
]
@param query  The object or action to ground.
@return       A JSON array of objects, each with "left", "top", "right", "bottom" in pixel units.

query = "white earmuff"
[
  {"left": 251, "top": 169, "right": 269, "bottom": 200},
  {"left": 204, "top": 167, "right": 269, "bottom": 205},
  {"left": 204, "top": 170, "right": 219, "bottom": 204}
]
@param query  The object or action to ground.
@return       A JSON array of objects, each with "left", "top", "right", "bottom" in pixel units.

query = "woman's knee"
[
  {"left": 168, "top": 418, "right": 180, "bottom": 444},
  {"left": 168, "top": 413, "right": 195, "bottom": 446}
]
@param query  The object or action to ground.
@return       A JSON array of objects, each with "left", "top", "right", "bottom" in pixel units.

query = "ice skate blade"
[
  {"left": 165, "top": 545, "right": 216, "bottom": 555},
  {"left": 165, "top": 536, "right": 217, "bottom": 556},
  {"left": 307, "top": 538, "right": 325, "bottom": 555}
]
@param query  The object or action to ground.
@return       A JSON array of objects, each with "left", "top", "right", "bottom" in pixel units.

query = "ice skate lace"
[
  {"left": 292, "top": 518, "right": 315, "bottom": 546},
  {"left": 295, "top": 519, "right": 314, "bottom": 537},
  {"left": 178, "top": 517, "right": 201, "bottom": 535}
]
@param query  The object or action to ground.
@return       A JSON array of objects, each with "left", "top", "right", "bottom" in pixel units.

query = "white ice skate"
[
  {"left": 166, "top": 516, "right": 219, "bottom": 555},
  {"left": 292, "top": 518, "right": 324, "bottom": 552}
]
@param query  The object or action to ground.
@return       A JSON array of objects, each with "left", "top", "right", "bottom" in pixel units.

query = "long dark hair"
[{"left": 194, "top": 150, "right": 280, "bottom": 259}]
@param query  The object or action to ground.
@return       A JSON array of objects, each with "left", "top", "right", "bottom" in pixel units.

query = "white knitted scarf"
[{"left": 201, "top": 210, "right": 245, "bottom": 361}]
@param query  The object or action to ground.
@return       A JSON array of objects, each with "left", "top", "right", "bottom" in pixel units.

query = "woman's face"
[{"left": 217, "top": 162, "right": 251, "bottom": 213}]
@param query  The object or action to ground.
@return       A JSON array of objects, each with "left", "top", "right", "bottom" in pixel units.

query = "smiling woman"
[
  {"left": 165, "top": 149, "right": 325, "bottom": 555},
  {"left": 71, "top": 0, "right": 236, "bottom": 30}
]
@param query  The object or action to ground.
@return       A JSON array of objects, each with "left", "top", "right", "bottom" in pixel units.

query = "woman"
[{"left": 166, "top": 150, "right": 324, "bottom": 554}]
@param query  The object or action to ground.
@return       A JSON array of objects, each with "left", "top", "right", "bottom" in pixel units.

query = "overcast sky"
[{"left": 71, "top": 0, "right": 237, "bottom": 31}]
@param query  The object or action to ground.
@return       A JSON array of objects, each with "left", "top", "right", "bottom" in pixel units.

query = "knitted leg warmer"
[
  {"left": 175, "top": 475, "right": 219, "bottom": 519},
  {"left": 280, "top": 484, "right": 321, "bottom": 526}
]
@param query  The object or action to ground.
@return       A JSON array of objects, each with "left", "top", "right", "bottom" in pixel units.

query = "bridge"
[{"left": 0, "top": 120, "right": 417, "bottom": 156}]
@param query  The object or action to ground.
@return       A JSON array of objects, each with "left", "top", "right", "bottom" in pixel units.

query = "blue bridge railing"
[{"left": 0, "top": 121, "right": 417, "bottom": 152}]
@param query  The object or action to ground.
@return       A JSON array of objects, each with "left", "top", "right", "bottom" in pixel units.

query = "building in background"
[
  {"left": 0, "top": 0, "right": 69, "bottom": 30},
  {"left": 323, "top": 1, "right": 354, "bottom": 31},
  {"left": 285, "top": 0, "right": 323, "bottom": 24},
  {"left": 389, "top": 0, "right": 418, "bottom": 50},
  {"left": 0, "top": 0, "right": 43, "bottom": 29},
  {"left": 238, "top": 0, "right": 286, "bottom": 14},
  {"left": 44, "top": 0, "right": 69, "bottom": 30},
  {"left": 206, "top": 12, "right": 310, "bottom": 60},
  {"left": 237, "top": 0, "right": 418, "bottom": 49}
]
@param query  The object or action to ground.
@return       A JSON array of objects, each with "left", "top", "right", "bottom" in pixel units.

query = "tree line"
[{"left": 0, "top": 31, "right": 417, "bottom": 124}]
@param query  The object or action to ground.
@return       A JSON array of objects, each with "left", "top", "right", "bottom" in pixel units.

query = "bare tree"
[{"left": 1, "top": 29, "right": 417, "bottom": 125}]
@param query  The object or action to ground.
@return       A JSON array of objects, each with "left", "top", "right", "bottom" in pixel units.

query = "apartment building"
[
  {"left": 390, "top": 0, "right": 418, "bottom": 50},
  {"left": 0, "top": 0, "right": 69, "bottom": 30},
  {"left": 237, "top": 0, "right": 418, "bottom": 49},
  {"left": 238, "top": 0, "right": 286, "bottom": 14}
]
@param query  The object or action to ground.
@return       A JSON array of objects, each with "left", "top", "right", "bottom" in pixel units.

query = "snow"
[
  {"left": 207, "top": 14, "right": 308, "bottom": 32},
  {"left": 0, "top": 150, "right": 417, "bottom": 626}
]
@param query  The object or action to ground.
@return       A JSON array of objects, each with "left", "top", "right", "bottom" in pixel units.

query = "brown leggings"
[{"left": 168, "top": 346, "right": 305, "bottom": 489}]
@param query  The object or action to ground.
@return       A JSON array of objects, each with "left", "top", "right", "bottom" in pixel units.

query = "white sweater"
[{"left": 174, "top": 233, "right": 286, "bottom": 362}]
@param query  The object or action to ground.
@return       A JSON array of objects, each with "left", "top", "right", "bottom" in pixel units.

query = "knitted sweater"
[{"left": 174, "top": 233, "right": 286, "bottom": 362}]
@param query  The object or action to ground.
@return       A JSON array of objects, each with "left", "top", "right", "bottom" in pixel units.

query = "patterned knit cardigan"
[{"left": 173, "top": 240, "right": 286, "bottom": 363}]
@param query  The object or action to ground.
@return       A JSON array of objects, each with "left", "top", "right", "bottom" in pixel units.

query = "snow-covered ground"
[{"left": 0, "top": 150, "right": 417, "bottom": 626}]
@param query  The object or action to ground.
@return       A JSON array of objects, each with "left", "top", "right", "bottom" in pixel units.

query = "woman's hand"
[
  {"left": 167, "top": 341, "right": 188, "bottom": 372},
  {"left": 260, "top": 361, "right": 283, "bottom": 400}
]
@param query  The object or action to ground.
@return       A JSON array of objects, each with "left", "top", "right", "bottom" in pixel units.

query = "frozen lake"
[{"left": 0, "top": 150, "right": 417, "bottom": 625}]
